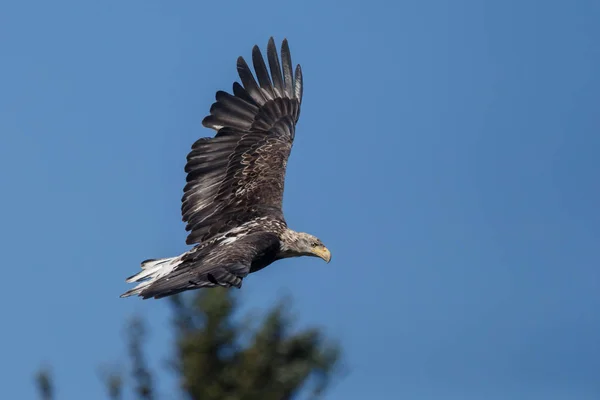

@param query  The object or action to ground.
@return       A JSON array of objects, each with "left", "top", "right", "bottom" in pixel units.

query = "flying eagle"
[{"left": 121, "top": 38, "right": 331, "bottom": 299}]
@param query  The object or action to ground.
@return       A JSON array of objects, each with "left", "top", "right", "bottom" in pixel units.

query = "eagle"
[{"left": 121, "top": 37, "right": 331, "bottom": 299}]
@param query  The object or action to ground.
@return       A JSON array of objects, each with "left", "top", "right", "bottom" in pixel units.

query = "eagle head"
[{"left": 280, "top": 231, "right": 331, "bottom": 263}]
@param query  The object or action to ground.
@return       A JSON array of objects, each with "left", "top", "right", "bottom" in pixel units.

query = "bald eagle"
[{"left": 121, "top": 38, "right": 331, "bottom": 299}]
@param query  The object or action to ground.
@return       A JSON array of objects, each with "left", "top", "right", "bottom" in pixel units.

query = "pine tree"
[{"left": 36, "top": 288, "right": 341, "bottom": 400}]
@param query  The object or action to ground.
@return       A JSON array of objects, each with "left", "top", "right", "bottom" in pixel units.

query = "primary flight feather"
[{"left": 121, "top": 37, "right": 331, "bottom": 300}]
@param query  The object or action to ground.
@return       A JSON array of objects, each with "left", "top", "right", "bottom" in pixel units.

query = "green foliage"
[
  {"left": 35, "top": 367, "right": 53, "bottom": 400},
  {"left": 171, "top": 288, "right": 341, "bottom": 400},
  {"left": 36, "top": 288, "right": 341, "bottom": 400}
]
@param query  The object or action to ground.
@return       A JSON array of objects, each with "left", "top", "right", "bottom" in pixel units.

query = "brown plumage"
[{"left": 121, "top": 37, "right": 330, "bottom": 300}]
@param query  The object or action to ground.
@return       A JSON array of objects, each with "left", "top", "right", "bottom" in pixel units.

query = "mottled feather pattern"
[
  {"left": 137, "top": 226, "right": 282, "bottom": 299},
  {"left": 182, "top": 37, "right": 303, "bottom": 245},
  {"left": 121, "top": 38, "right": 310, "bottom": 300}
]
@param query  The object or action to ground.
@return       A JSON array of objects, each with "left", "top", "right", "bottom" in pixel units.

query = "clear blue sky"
[{"left": 1, "top": 0, "right": 598, "bottom": 399}]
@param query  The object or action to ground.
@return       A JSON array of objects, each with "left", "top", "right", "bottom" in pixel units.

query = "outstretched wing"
[
  {"left": 182, "top": 37, "right": 303, "bottom": 245},
  {"left": 138, "top": 231, "right": 281, "bottom": 299}
]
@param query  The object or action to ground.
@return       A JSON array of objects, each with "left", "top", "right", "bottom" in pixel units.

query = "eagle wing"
[{"left": 182, "top": 37, "right": 303, "bottom": 245}]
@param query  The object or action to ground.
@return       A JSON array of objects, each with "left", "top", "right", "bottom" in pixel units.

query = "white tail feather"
[{"left": 120, "top": 256, "right": 181, "bottom": 298}]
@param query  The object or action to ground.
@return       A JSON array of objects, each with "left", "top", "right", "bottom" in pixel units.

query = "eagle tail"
[{"left": 120, "top": 257, "right": 181, "bottom": 298}]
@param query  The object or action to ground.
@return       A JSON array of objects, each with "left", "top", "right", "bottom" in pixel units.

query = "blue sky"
[{"left": 1, "top": 0, "right": 599, "bottom": 399}]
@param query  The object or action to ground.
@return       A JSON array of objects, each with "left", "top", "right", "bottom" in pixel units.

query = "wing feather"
[
  {"left": 267, "top": 37, "right": 284, "bottom": 97},
  {"left": 252, "top": 45, "right": 275, "bottom": 100},
  {"left": 236, "top": 57, "right": 268, "bottom": 106},
  {"left": 281, "top": 39, "right": 294, "bottom": 99},
  {"left": 294, "top": 64, "right": 303, "bottom": 108},
  {"left": 139, "top": 231, "right": 280, "bottom": 299},
  {"left": 183, "top": 37, "right": 303, "bottom": 245}
]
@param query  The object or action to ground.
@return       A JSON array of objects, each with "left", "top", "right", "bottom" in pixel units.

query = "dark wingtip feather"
[
  {"left": 237, "top": 56, "right": 266, "bottom": 105},
  {"left": 232, "top": 82, "right": 256, "bottom": 105},
  {"left": 294, "top": 64, "right": 303, "bottom": 102},
  {"left": 252, "top": 45, "right": 274, "bottom": 98},
  {"left": 201, "top": 115, "right": 221, "bottom": 130},
  {"left": 267, "top": 37, "right": 284, "bottom": 96},
  {"left": 281, "top": 39, "right": 294, "bottom": 98}
]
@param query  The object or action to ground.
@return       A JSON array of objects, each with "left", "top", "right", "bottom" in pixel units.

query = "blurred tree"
[
  {"left": 35, "top": 367, "right": 53, "bottom": 400},
  {"left": 36, "top": 288, "right": 341, "bottom": 400}
]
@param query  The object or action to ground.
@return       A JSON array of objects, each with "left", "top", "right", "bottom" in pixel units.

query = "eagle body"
[{"left": 121, "top": 38, "right": 330, "bottom": 300}]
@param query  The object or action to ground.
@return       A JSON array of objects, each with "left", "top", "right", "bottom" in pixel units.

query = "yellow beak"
[{"left": 312, "top": 246, "right": 331, "bottom": 263}]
